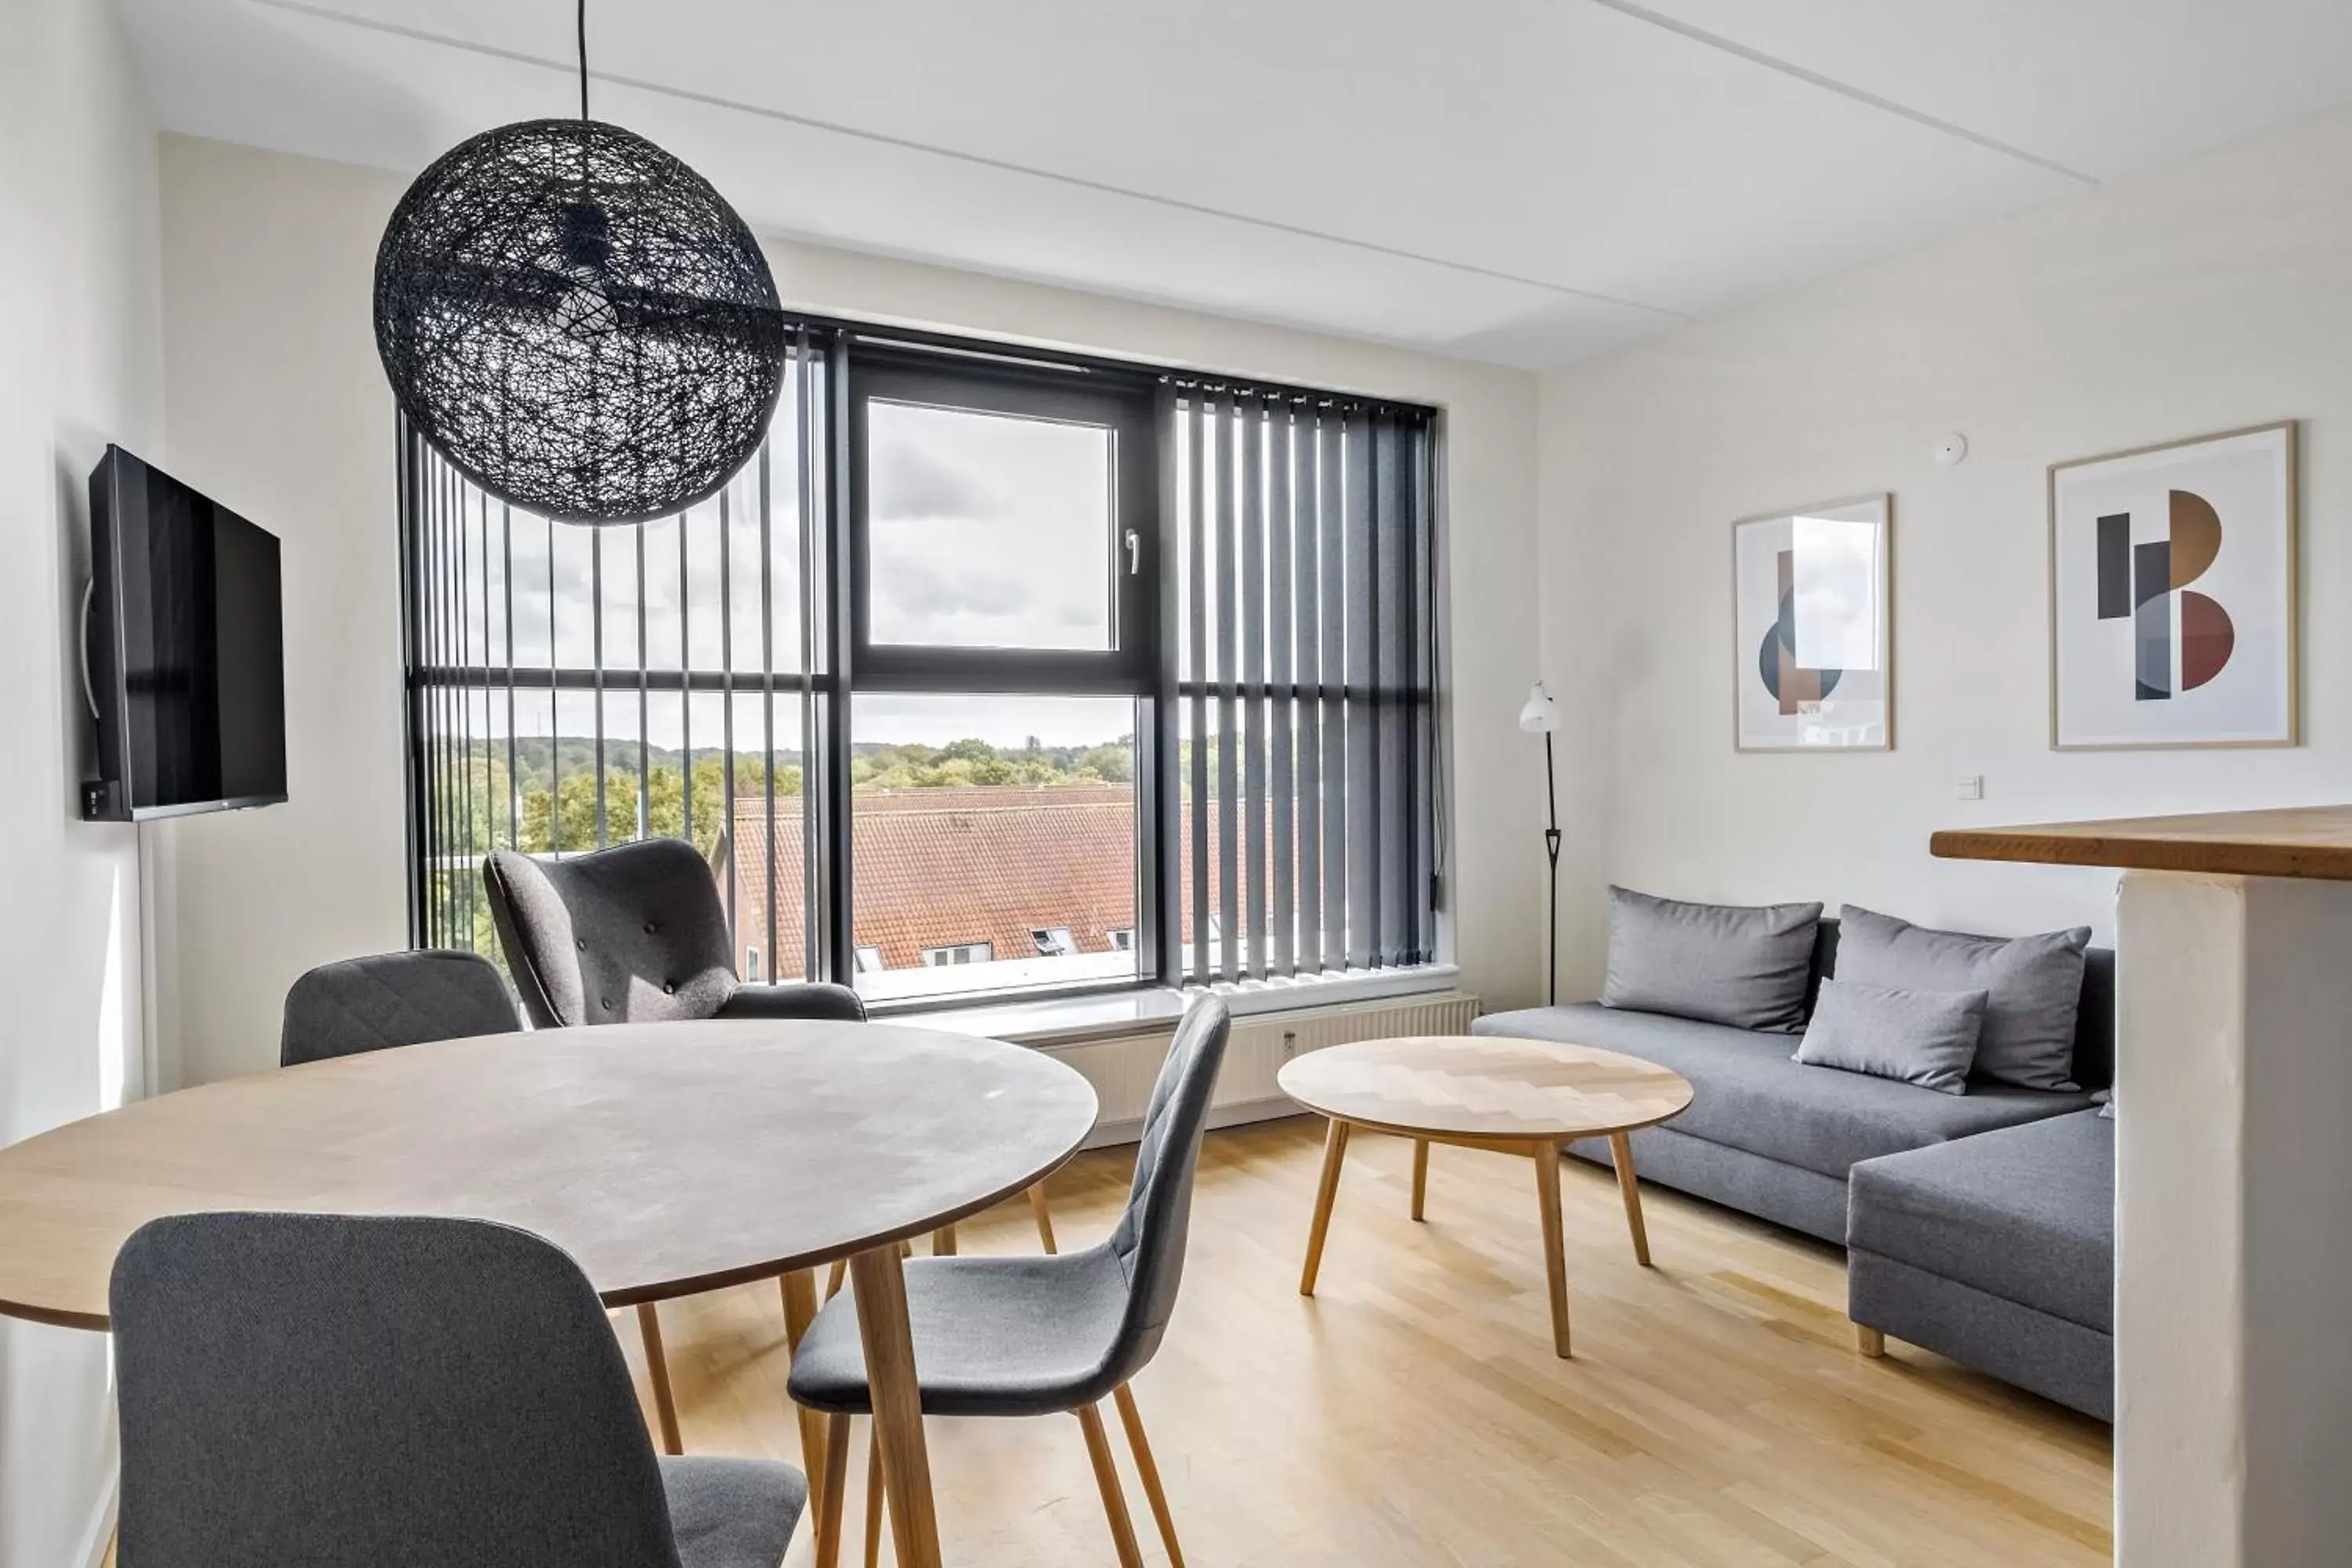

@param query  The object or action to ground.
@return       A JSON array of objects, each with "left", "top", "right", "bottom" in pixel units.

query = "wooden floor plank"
[{"left": 639, "top": 1116, "right": 2107, "bottom": 1567}]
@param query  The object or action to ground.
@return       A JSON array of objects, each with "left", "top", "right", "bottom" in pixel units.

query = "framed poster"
[
  {"left": 2049, "top": 422, "right": 2296, "bottom": 750},
  {"left": 1733, "top": 493, "right": 1892, "bottom": 752}
]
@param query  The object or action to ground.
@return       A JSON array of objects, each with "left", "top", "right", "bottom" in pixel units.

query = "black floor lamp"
[{"left": 1519, "top": 682, "right": 1560, "bottom": 1006}]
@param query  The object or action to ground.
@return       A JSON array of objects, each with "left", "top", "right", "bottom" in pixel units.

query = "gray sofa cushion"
[
  {"left": 1833, "top": 905, "right": 2092, "bottom": 1092},
  {"left": 1795, "top": 978, "right": 1985, "bottom": 1095},
  {"left": 1476, "top": 1003, "right": 2092, "bottom": 1179},
  {"left": 1601, "top": 887, "right": 1823, "bottom": 1032},
  {"left": 1848, "top": 1109, "right": 2114, "bottom": 1333}
]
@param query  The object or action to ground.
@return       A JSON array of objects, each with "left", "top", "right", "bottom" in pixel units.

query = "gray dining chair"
[
  {"left": 787, "top": 996, "right": 1230, "bottom": 1568},
  {"left": 110, "top": 1210, "right": 805, "bottom": 1568},
  {"left": 481, "top": 837, "right": 866, "bottom": 1029},
  {"left": 280, "top": 948, "right": 519, "bottom": 1066}
]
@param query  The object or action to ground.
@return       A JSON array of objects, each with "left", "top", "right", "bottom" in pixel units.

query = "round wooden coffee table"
[{"left": 1277, "top": 1034, "right": 1693, "bottom": 1358}]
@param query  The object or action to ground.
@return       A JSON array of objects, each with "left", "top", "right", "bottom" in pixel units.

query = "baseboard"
[{"left": 1082, "top": 1094, "right": 1305, "bottom": 1150}]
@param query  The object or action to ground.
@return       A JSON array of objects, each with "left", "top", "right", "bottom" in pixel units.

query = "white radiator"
[{"left": 1041, "top": 991, "right": 1482, "bottom": 1147}]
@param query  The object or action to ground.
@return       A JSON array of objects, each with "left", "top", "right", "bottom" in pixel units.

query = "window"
[{"left": 401, "top": 320, "right": 1440, "bottom": 1008}]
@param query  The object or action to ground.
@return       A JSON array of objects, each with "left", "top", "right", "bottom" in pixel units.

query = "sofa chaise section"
[{"left": 1847, "top": 1109, "right": 2114, "bottom": 1419}]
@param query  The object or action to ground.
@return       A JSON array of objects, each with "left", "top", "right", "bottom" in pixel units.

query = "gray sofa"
[{"left": 1475, "top": 919, "right": 2114, "bottom": 1419}]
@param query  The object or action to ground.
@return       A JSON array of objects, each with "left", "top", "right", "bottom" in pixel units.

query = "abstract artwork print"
[
  {"left": 1733, "top": 494, "right": 1891, "bottom": 751},
  {"left": 2051, "top": 423, "right": 2296, "bottom": 749}
]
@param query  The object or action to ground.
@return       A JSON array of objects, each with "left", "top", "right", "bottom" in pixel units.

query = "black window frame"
[
  {"left": 827, "top": 347, "right": 1169, "bottom": 1004},
  {"left": 400, "top": 315, "right": 1440, "bottom": 1015}
]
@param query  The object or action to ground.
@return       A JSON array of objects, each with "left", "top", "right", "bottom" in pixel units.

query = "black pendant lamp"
[{"left": 373, "top": 1, "right": 785, "bottom": 524}]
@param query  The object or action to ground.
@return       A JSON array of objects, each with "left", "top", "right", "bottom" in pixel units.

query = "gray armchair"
[
  {"left": 111, "top": 1210, "right": 804, "bottom": 1568},
  {"left": 788, "top": 996, "right": 1230, "bottom": 1567},
  {"left": 481, "top": 837, "right": 863, "bottom": 1029}
]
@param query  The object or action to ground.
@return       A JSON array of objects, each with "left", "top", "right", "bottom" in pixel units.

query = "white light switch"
[{"left": 1955, "top": 775, "right": 1984, "bottom": 801}]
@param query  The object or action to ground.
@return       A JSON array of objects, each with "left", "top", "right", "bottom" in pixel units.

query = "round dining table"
[{"left": 0, "top": 1016, "right": 1099, "bottom": 1568}]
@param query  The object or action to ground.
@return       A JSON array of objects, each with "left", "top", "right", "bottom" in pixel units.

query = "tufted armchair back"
[{"left": 483, "top": 839, "right": 739, "bottom": 1029}]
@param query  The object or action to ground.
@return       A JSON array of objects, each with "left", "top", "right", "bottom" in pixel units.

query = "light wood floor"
[{"left": 631, "top": 1116, "right": 2112, "bottom": 1567}]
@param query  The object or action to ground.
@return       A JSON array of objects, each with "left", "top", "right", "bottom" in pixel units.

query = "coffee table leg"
[
  {"left": 1607, "top": 1131, "right": 1653, "bottom": 1267},
  {"left": 1410, "top": 1138, "right": 1430, "bottom": 1221},
  {"left": 1531, "top": 1140, "right": 1571, "bottom": 1358},
  {"left": 849, "top": 1243, "right": 942, "bottom": 1568},
  {"left": 1299, "top": 1118, "right": 1352, "bottom": 1296}
]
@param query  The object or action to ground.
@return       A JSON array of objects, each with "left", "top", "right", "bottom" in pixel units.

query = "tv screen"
[{"left": 85, "top": 446, "right": 287, "bottom": 820}]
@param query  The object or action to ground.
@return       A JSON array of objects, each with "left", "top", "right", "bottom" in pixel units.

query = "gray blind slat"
[
  {"left": 1291, "top": 409, "right": 1320, "bottom": 974},
  {"left": 1345, "top": 410, "right": 1376, "bottom": 971},
  {"left": 1413, "top": 417, "right": 1437, "bottom": 963},
  {"left": 1214, "top": 392, "right": 1240, "bottom": 982},
  {"left": 1186, "top": 395, "right": 1210, "bottom": 984},
  {"left": 1318, "top": 412, "right": 1348, "bottom": 972},
  {"left": 1374, "top": 413, "right": 1410, "bottom": 965},
  {"left": 759, "top": 441, "right": 780, "bottom": 972},
  {"left": 1267, "top": 403, "right": 1295, "bottom": 977},
  {"left": 717, "top": 488, "right": 737, "bottom": 933},
  {"left": 503, "top": 503, "right": 518, "bottom": 853},
  {"left": 590, "top": 526, "right": 607, "bottom": 847},
  {"left": 797, "top": 331, "right": 822, "bottom": 980},
  {"left": 1240, "top": 395, "right": 1268, "bottom": 980}
]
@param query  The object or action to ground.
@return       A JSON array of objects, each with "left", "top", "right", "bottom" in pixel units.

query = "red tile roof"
[{"left": 728, "top": 783, "right": 1145, "bottom": 975}]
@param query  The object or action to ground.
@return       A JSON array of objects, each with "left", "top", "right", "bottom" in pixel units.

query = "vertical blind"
[
  {"left": 401, "top": 325, "right": 1440, "bottom": 997},
  {"left": 1170, "top": 384, "right": 1439, "bottom": 983},
  {"left": 401, "top": 329, "right": 829, "bottom": 972}
]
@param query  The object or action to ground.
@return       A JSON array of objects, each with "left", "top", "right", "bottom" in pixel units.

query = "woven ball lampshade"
[{"left": 374, "top": 118, "right": 786, "bottom": 524}]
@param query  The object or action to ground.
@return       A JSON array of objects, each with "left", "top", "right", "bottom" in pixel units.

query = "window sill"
[{"left": 913, "top": 964, "right": 1465, "bottom": 1049}]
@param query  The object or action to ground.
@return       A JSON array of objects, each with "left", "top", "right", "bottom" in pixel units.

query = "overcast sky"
[{"left": 431, "top": 385, "right": 1131, "bottom": 754}]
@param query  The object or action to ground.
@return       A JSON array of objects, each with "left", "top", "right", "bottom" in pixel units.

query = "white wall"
[
  {"left": 1537, "top": 102, "right": 2352, "bottom": 992},
  {"left": 158, "top": 135, "right": 1547, "bottom": 1087},
  {"left": 0, "top": 2, "right": 165, "bottom": 1563}
]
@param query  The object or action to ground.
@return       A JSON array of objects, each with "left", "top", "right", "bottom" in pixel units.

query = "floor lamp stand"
[{"left": 1541, "top": 731, "right": 1559, "bottom": 1007}]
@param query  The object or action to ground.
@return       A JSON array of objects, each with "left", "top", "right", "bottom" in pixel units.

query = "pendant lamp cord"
[{"left": 576, "top": 0, "right": 590, "bottom": 120}]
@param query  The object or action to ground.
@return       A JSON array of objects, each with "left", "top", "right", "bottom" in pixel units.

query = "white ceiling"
[{"left": 118, "top": 0, "right": 2352, "bottom": 368}]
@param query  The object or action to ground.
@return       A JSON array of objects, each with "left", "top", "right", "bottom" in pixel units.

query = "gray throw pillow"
[
  {"left": 1794, "top": 978, "right": 1987, "bottom": 1095},
  {"left": 1832, "top": 905, "right": 2092, "bottom": 1091},
  {"left": 1600, "top": 887, "right": 1823, "bottom": 1032}
]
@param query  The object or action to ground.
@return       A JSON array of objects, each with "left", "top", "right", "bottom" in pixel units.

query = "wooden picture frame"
[
  {"left": 2048, "top": 421, "right": 2298, "bottom": 751},
  {"left": 1732, "top": 493, "right": 1893, "bottom": 753}
]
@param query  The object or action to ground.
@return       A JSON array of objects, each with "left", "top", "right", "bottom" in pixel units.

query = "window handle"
[{"left": 1125, "top": 528, "right": 1142, "bottom": 575}]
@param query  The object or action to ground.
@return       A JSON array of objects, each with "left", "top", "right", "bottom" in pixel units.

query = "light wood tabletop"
[
  {"left": 1931, "top": 802, "right": 2352, "bottom": 881},
  {"left": 0, "top": 1018, "right": 1098, "bottom": 1568},
  {"left": 1276, "top": 1034, "right": 1694, "bottom": 1143},
  {"left": 1279, "top": 1035, "right": 1693, "bottom": 1358}
]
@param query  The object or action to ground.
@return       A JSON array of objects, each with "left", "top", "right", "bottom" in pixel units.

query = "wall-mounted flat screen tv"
[{"left": 82, "top": 445, "right": 287, "bottom": 821}]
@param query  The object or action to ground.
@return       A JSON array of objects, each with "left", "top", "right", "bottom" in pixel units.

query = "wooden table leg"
[
  {"left": 1028, "top": 1181, "right": 1059, "bottom": 1254},
  {"left": 1530, "top": 1140, "right": 1571, "bottom": 1358},
  {"left": 1410, "top": 1138, "right": 1430, "bottom": 1221},
  {"left": 1299, "top": 1118, "right": 1352, "bottom": 1296},
  {"left": 848, "top": 1243, "right": 942, "bottom": 1568},
  {"left": 929, "top": 1225, "right": 959, "bottom": 1256},
  {"left": 1607, "top": 1131, "right": 1653, "bottom": 1267},
  {"left": 780, "top": 1270, "right": 832, "bottom": 1552},
  {"left": 636, "top": 1301, "right": 685, "bottom": 1453}
]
